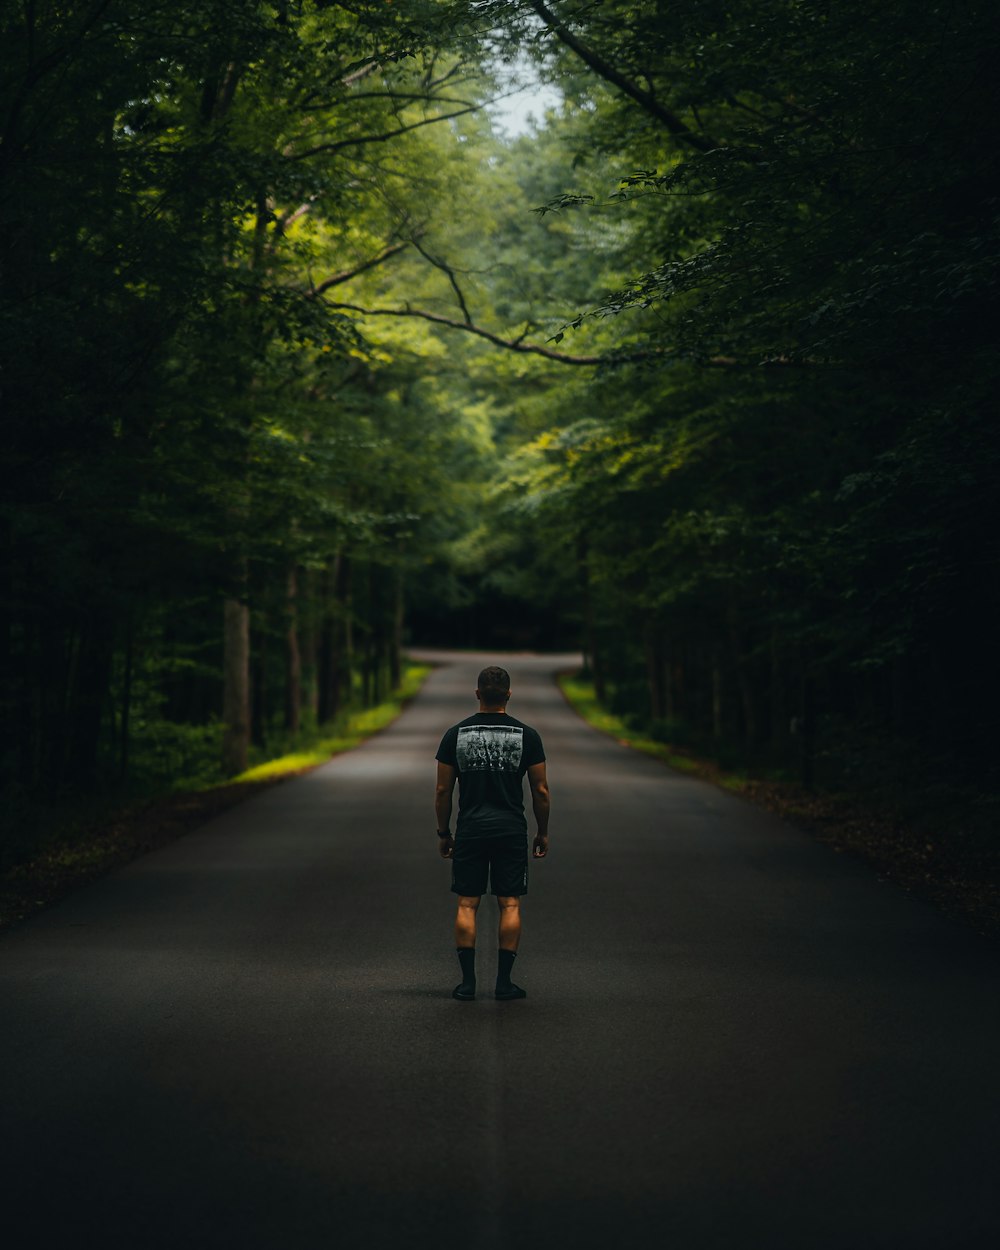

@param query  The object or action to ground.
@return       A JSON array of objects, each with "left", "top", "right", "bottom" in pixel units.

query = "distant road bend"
[{"left": 1, "top": 650, "right": 998, "bottom": 1249}]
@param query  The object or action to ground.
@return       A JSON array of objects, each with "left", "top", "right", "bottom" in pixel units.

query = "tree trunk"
[
  {"left": 592, "top": 644, "right": 608, "bottom": 704},
  {"left": 798, "top": 653, "right": 816, "bottom": 788},
  {"left": 222, "top": 595, "right": 250, "bottom": 776},
  {"left": 361, "top": 561, "right": 375, "bottom": 707},
  {"left": 342, "top": 555, "right": 354, "bottom": 702},
  {"left": 367, "top": 562, "right": 385, "bottom": 705},
  {"left": 44, "top": 616, "right": 76, "bottom": 794},
  {"left": 120, "top": 615, "right": 133, "bottom": 779},
  {"left": 285, "top": 564, "right": 301, "bottom": 734},
  {"left": 67, "top": 610, "right": 115, "bottom": 790},
  {"left": 390, "top": 561, "right": 403, "bottom": 690},
  {"left": 578, "top": 535, "right": 595, "bottom": 675},
  {"left": 251, "top": 644, "right": 266, "bottom": 749},
  {"left": 300, "top": 567, "right": 319, "bottom": 720},
  {"left": 671, "top": 648, "right": 686, "bottom": 725},
  {"left": 728, "top": 606, "right": 757, "bottom": 747},
  {"left": 768, "top": 627, "right": 786, "bottom": 760},
  {"left": 711, "top": 654, "right": 723, "bottom": 742},
  {"left": 318, "top": 556, "right": 341, "bottom": 725},
  {"left": 644, "top": 623, "right": 665, "bottom": 719},
  {"left": 318, "top": 553, "right": 357, "bottom": 723}
]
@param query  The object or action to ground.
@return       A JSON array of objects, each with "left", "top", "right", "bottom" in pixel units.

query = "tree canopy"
[{"left": 2, "top": 0, "right": 998, "bottom": 856}]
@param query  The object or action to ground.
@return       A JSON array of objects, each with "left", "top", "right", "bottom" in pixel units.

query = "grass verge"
[
  {"left": 231, "top": 665, "right": 431, "bottom": 783},
  {"left": 558, "top": 673, "right": 1000, "bottom": 942},
  {"left": 0, "top": 664, "right": 432, "bottom": 933}
]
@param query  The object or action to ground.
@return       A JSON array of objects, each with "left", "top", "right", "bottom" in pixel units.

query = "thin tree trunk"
[
  {"left": 120, "top": 615, "right": 133, "bottom": 779},
  {"left": 67, "top": 610, "right": 115, "bottom": 789},
  {"left": 593, "top": 650, "right": 608, "bottom": 705},
  {"left": 728, "top": 606, "right": 757, "bottom": 747},
  {"left": 318, "top": 556, "right": 340, "bottom": 725},
  {"left": 342, "top": 555, "right": 354, "bottom": 702},
  {"left": 222, "top": 594, "right": 250, "bottom": 776},
  {"left": 799, "top": 652, "right": 816, "bottom": 788},
  {"left": 251, "top": 643, "right": 266, "bottom": 749},
  {"left": 300, "top": 567, "right": 319, "bottom": 720},
  {"left": 368, "top": 562, "right": 385, "bottom": 704},
  {"left": 578, "top": 535, "right": 595, "bottom": 676},
  {"left": 644, "top": 623, "right": 665, "bottom": 719},
  {"left": 671, "top": 654, "right": 685, "bottom": 724},
  {"left": 285, "top": 564, "right": 301, "bottom": 734},
  {"left": 712, "top": 654, "right": 723, "bottom": 742},
  {"left": 362, "top": 560, "right": 375, "bottom": 706},
  {"left": 390, "top": 561, "right": 403, "bottom": 690},
  {"left": 322, "top": 555, "right": 350, "bottom": 725},
  {"left": 769, "top": 627, "right": 785, "bottom": 760}
]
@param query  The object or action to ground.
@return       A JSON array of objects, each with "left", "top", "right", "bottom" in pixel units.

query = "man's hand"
[
  {"left": 438, "top": 834, "right": 455, "bottom": 859},
  {"left": 532, "top": 834, "right": 549, "bottom": 859}
]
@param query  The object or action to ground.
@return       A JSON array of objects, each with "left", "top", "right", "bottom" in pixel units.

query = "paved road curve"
[{"left": 2, "top": 651, "right": 998, "bottom": 1249}]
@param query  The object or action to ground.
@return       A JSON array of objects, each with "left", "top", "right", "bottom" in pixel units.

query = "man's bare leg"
[
  {"left": 497, "top": 896, "right": 521, "bottom": 951},
  {"left": 455, "top": 895, "right": 480, "bottom": 947},
  {"left": 453, "top": 896, "right": 480, "bottom": 1001},
  {"left": 495, "top": 896, "right": 526, "bottom": 1000}
]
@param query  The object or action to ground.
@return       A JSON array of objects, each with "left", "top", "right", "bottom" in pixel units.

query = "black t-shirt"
[{"left": 436, "top": 712, "right": 546, "bottom": 838}]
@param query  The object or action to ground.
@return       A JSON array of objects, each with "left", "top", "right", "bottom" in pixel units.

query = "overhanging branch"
[
  {"left": 411, "top": 241, "right": 473, "bottom": 325},
  {"left": 527, "top": 0, "right": 719, "bottom": 153},
  {"left": 308, "top": 242, "right": 413, "bottom": 295},
  {"left": 320, "top": 301, "right": 613, "bottom": 364},
  {"left": 289, "top": 105, "right": 480, "bottom": 161},
  {"left": 315, "top": 300, "right": 790, "bottom": 369}
]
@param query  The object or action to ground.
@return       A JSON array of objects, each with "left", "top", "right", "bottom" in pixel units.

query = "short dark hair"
[{"left": 477, "top": 665, "right": 511, "bottom": 704}]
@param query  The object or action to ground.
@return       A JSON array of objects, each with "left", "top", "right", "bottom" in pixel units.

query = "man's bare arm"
[
  {"left": 435, "top": 762, "right": 457, "bottom": 858},
  {"left": 527, "top": 761, "right": 550, "bottom": 857}
]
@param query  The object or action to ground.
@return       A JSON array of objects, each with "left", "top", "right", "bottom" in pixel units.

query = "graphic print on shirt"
[{"left": 456, "top": 725, "right": 524, "bottom": 773}]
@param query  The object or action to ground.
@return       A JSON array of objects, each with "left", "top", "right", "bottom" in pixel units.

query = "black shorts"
[{"left": 451, "top": 833, "right": 529, "bottom": 898}]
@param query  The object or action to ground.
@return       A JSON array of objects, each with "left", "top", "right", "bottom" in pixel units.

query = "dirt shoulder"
[{"left": 0, "top": 775, "right": 305, "bottom": 933}]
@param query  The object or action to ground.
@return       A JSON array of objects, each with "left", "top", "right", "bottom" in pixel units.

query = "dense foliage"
[
  {"left": 460, "top": 0, "right": 1000, "bottom": 802},
  {"left": 0, "top": 1, "right": 490, "bottom": 853},
  {"left": 2, "top": 0, "right": 998, "bottom": 862}
]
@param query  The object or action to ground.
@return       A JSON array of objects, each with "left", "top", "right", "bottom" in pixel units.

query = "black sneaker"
[
  {"left": 452, "top": 983, "right": 476, "bottom": 1001},
  {"left": 494, "top": 983, "right": 527, "bottom": 1001}
]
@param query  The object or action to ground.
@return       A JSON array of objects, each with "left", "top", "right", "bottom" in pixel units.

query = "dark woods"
[{"left": 2, "top": 1, "right": 999, "bottom": 860}]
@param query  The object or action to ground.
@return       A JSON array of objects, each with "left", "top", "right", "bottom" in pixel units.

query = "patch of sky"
[{"left": 485, "top": 52, "right": 563, "bottom": 138}]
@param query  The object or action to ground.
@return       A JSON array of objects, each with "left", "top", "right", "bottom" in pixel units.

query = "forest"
[{"left": 2, "top": 1, "right": 999, "bottom": 871}]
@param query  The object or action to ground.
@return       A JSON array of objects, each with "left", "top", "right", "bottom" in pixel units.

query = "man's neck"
[{"left": 478, "top": 705, "right": 507, "bottom": 714}]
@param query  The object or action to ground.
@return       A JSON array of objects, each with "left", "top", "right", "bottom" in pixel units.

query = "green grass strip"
[
  {"left": 557, "top": 673, "right": 746, "bottom": 785},
  {"left": 230, "top": 664, "right": 432, "bottom": 784}
]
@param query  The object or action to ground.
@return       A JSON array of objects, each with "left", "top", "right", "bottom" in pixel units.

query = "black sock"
[
  {"left": 457, "top": 947, "right": 476, "bottom": 986},
  {"left": 496, "top": 948, "right": 517, "bottom": 989}
]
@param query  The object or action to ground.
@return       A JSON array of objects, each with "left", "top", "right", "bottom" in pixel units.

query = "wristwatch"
[{"left": 436, "top": 829, "right": 451, "bottom": 838}]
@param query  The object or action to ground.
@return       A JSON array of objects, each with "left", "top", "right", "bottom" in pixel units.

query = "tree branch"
[
  {"left": 342, "top": 61, "right": 379, "bottom": 88},
  {"left": 526, "top": 0, "right": 719, "bottom": 153},
  {"left": 276, "top": 198, "right": 317, "bottom": 234},
  {"left": 314, "top": 301, "right": 789, "bottom": 369},
  {"left": 308, "top": 242, "right": 412, "bottom": 296},
  {"left": 301, "top": 92, "right": 477, "bottom": 111},
  {"left": 288, "top": 105, "right": 480, "bottom": 161},
  {"left": 411, "top": 241, "right": 473, "bottom": 324},
  {"left": 320, "top": 301, "right": 612, "bottom": 363}
]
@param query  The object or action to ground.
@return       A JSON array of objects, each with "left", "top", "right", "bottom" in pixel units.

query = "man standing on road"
[{"left": 434, "top": 665, "right": 550, "bottom": 1001}]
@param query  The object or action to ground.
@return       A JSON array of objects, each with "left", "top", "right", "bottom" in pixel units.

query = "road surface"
[{"left": 1, "top": 650, "right": 998, "bottom": 1249}]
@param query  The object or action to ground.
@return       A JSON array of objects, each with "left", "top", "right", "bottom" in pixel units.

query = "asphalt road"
[{"left": 2, "top": 650, "right": 998, "bottom": 1250}]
